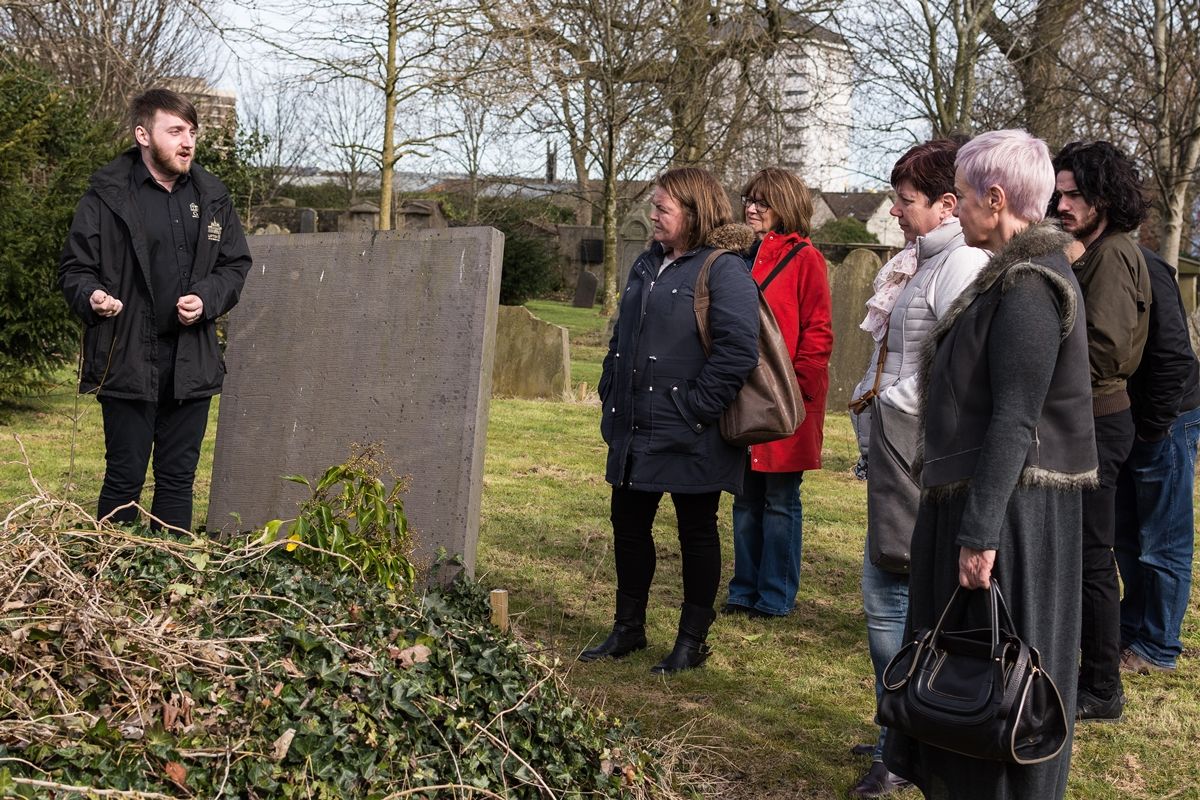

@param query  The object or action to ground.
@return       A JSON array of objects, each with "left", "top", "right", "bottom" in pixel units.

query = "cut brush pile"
[{"left": 0, "top": 493, "right": 671, "bottom": 799}]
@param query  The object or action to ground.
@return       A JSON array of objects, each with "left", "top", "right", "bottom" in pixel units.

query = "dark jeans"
[
  {"left": 97, "top": 339, "right": 211, "bottom": 532},
  {"left": 610, "top": 486, "right": 722, "bottom": 608},
  {"left": 1079, "top": 408, "right": 1133, "bottom": 698},
  {"left": 1115, "top": 405, "right": 1200, "bottom": 668}
]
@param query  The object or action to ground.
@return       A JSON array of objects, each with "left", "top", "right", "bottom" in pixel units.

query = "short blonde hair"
[
  {"left": 741, "top": 167, "right": 814, "bottom": 236},
  {"left": 655, "top": 167, "right": 734, "bottom": 251}
]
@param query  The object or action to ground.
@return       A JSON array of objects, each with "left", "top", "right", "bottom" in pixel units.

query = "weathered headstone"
[
  {"left": 827, "top": 248, "right": 881, "bottom": 410},
  {"left": 573, "top": 270, "right": 598, "bottom": 308},
  {"left": 491, "top": 306, "right": 570, "bottom": 398},
  {"left": 207, "top": 228, "right": 503, "bottom": 576},
  {"left": 297, "top": 208, "right": 318, "bottom": 234}
]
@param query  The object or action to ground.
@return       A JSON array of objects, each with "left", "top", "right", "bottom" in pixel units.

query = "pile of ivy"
[{"left": 0, "top": 503, "right": 659, "bottom": 799}]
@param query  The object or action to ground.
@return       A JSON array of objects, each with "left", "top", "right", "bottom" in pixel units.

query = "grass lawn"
[{"left": 3, "top": 299, "right": 1199, "bottom": 799}]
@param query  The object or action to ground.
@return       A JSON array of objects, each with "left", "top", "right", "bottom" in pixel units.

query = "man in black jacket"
[
  {"left": 58, "top": 88, "right": 252, "bottom": 532},
  {"left": 1114, "top": 246, "right": 1200, "bottom": 674}
]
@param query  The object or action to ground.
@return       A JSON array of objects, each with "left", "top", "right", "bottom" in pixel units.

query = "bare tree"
[
  {"left": 1, "top": 0, "right": 216, "bottom": 124},
  {"left": 484, "top": 0, "right": 839, "bottom": 311},
  {"left": 317, "top": 79, "right": 383, "bottom": 205},
  {"left": 840, "top": 0, "right": 1000, "bottom": 141},
  {"left": 483, "top": 0, "right": 669, "bottom": 313},
  {"left": 424, "top": 40, "right": 531, "bottom": 223},
  {"left": 981, "top": 0, "right": 1086, "bottom": 146},
  {"left": 239, "top": 78, "right": 318, "bottom": 206},
  {"left": 1068, "top": 0, "right": 1200, "bottom": 265},
  {"left": 226, "top": 0, "right": 463, "bottom": 229}
]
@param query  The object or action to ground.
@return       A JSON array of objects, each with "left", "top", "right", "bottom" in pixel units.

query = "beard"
[
  {"left": 1063, "top": 210, "right": 1102, "bottom": 243},
  {"left": 148, "top": 139, "right": 190, "bottom": 178}
]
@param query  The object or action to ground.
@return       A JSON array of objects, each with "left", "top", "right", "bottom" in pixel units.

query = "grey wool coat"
[
  {"left": 884, "top": 224, "right": 1097, "bottom": 799},
  {"left": 599, "top": 223, "right": 759, "bottom": 494}
]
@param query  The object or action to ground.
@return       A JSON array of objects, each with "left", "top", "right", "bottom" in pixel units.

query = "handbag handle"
[{"left": 929, "top": 579, "right": 1019, "bottom": 651}]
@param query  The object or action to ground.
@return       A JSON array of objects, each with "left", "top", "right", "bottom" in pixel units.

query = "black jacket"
[
  {"left": 1128, "top": 246, "right": 1200, "bottom": 441},
  {"left": 59, "top": 148, "right": 252, "bottom": 400},
  {"left": 600, "top": 226, "right": 759, "bottom": 494}
]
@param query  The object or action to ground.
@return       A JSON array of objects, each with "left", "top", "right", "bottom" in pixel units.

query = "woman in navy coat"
[{"left": 580, "top": 166, "right": 760, "bottom": 674}]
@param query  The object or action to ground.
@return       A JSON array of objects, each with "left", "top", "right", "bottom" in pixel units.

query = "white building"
[{"left": 772, "top": 19, "right": 855, "bottom": 191}]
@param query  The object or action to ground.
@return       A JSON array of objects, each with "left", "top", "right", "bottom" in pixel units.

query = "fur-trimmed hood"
[{"left": 705, "top": 222, "right": 756, "bottom": 253}]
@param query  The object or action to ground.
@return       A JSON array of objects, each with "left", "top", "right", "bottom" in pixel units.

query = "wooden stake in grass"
[{"left": 490, "top": 589, "right": 509, "bottom": 632}]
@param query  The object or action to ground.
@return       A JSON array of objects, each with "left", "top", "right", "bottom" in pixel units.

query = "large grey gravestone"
[
  {"left": 828, "top": 248, "right": 882, "bottom": 410},
  {"left": 491, "top": 306, "right": 570, "bottom": 399},
  {"left": 573, "top": 270, "right": 598, "bottom": 308},
  {"left": 207, "top": 228, "right": 503, "bottom": 575}
]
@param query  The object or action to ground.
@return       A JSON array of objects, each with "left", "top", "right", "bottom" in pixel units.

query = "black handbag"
[{"left": 877, "top": 580, "right": 1068, "bottom": 765}]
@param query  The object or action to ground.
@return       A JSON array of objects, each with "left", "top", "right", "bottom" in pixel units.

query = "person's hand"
[
  {"left": 177, "top": 294, "right": 204, "bottom": 326},
  {"left": 958, "top": 546, "right": 996, "bottom": 589},
  {"left": 89, "top": 289, "right": 123, "bottom": 317}
]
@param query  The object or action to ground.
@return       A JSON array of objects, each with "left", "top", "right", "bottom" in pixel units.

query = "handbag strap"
[
  {"left": 997, "top": 640, "right": 1032, "bottom": 719},
  {"left": 757, "top": 241, "right": 809, "bottom": 293},
  {"left": 849, "top": 338, "right": 888, "bottom": 415},
  {"left": 693, "top": 248, "right": 729, "bottom": 357}
]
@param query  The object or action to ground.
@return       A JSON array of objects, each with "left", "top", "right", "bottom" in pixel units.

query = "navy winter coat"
[
  {"left": 58, "top": 148, "right": 252, "bottom": 401},
  {"left": 600, "top": 228, "right": 760, "bottom": 494}
]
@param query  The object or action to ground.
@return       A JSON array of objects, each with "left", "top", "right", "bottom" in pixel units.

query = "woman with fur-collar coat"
[
  {"left": 582, "top": 167, "right": 760, "bottom": 676},
  {"left": 883, "top": 131, "right": 1097, "bottom": 800}
]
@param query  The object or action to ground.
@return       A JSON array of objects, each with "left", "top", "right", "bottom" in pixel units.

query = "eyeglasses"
[{"left": 741, "top": 196, "right": 771, "bottom": 210}]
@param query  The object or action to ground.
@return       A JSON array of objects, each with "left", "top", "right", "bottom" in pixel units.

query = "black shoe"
[
  {"left": 579, "top": 592, "right": 647, "bottom": 662},
  {"left": 723, "top": 602, "right": 778, "bottom": 619},
  {"left": 1076, "top": 687, "right": 1124, "bottom": 722},
  {"left": 850, "top": 743, "right": 876, "bottom": 758},
  {"left": 651, "top": 602, "right": 716, "bottom": 675},
  {"left": 848, "top": 762, "right": 910, "bottom": 798}
]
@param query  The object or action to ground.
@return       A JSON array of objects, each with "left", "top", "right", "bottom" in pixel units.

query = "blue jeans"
[
  {"left": 728, "top": 470, "right": 804, "bottom": 615},
  {"left": 862, "top": 543, "right": 909, "bottom": 761},
  {"left": 1115, "top": 405, "right": 1200, "bottom": 669}
]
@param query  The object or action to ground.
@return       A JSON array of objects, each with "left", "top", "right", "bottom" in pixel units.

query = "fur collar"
[{"left": 706, "top": 223, "right": 756, "bottom": 252}]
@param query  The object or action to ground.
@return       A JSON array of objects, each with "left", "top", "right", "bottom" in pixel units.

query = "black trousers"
[
  {"left": 97, "top": 339, "right": 211, "bottom": 532},
  {"left": 1079, "top": 408, "right": 1133, "bottom": 698},
  {"left": 610, "top": 486, "right": 722, "bottom": 609}
]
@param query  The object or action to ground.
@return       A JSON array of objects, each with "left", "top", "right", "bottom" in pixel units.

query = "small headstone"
[
  {"left": 207, "top": 228, "right": 503, "bottom": 576},
  {"left": 298, "top": 208, "right": 317, "bottom": 234},
  {"left": 828, "top": 248, "right": 882, "bottom": 411},
  {"left": 573, "top": 270, "right": 599, "bottom": 308},
  {"left": 491, "top": 306, "right": 570, "bottom": 398}
]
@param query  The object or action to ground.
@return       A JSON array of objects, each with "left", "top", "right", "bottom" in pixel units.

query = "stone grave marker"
[
  {"left": 573, "top": 270, "right": 599, "bottom": 308},
  {"left": 828, "top": 247, "right": 881, "bottom": 410},
  {"left": 491, "top": 306, "right": 570, "bottom": 399},
  {"left": 207, "top": 228, "right": 503, "bottom": 576}
]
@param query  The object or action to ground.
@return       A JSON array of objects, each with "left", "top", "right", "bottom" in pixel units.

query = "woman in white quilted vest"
[{"left": 846, "top": 138, "right": 989, "bottom": 799}]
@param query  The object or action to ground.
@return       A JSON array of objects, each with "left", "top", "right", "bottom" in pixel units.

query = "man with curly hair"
[{"left": 1052, "top": 141, "right": 1151, "bottom": 723}]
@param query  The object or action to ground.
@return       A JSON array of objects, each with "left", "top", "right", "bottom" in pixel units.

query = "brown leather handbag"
[{"left": 694, "top": 247, "right": 805, "bottom": 447}]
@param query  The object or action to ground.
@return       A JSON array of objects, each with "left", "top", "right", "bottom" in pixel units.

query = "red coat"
[{"left": 748, "top": 231, "right": 833, "bottom": 472}]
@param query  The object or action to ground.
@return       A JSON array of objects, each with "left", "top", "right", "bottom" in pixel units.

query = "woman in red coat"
[{"left": 724, "top": 167, "right": 833, "bottom": 618}]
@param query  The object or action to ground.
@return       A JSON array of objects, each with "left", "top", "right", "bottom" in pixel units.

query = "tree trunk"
[
  {"left": 378, "top": 0, "right": 399, "bottom": 231},
  {"left": 602, "top": 126, "right": 619, "bottom": 315}
]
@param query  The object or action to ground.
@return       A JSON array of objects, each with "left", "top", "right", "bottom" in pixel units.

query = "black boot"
[
  {"left": 651, "top": 602, "right": 715, "bottom": 674},
  {"left": 579, "top": 592, "right": 647, "bottom": 662}
]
